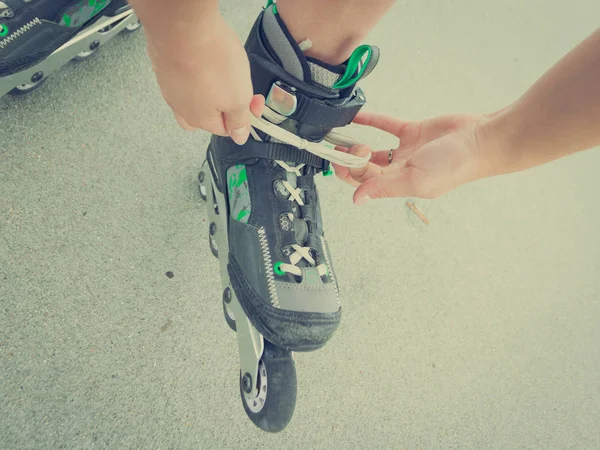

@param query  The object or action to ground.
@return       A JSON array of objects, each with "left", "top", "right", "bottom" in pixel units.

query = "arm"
[
  {"left": 127, "top": 0, "right": 263, "bottom": 144},
  {"left": 483, "top": 28, "right": 600, "bottom": 174},
  {"left": 335, "top": 28, "right": 600, "bottom": 203},
  {"left": 128, "top": 0, "right": 219, "bottom": 52}
]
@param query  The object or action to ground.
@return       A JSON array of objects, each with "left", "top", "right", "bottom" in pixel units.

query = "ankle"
[{"left": 276, "top": 0, "right": 393, "bottom": 65}]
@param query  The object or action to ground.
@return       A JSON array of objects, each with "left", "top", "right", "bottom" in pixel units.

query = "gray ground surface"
[{"left": 1, "top": 1, "right": 599, "bottom": 448}]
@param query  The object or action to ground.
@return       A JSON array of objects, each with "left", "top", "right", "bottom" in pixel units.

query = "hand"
[
  {"left": 145, "top": 15, "right": 264, "bottom": 144},
  {"left": 334, "top": 111, "right": 496, "bottom": 204}
]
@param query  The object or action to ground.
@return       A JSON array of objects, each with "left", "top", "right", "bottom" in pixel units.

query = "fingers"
[
  {"left": 353, "top": 111, "right": 411, "bottom": 137},
  {"left": 334, "top": 145, "right": 382, "bottom": 187},
  {"left": 195, "top": 95, "right": 263, "bottom": 143},
  {"left": 249, "top": 94, "right": 265, "bottom": 119},
  {"left": 332, "top": 146, "right": 361, "bottom": 187},
  {"left": 346, "top": 145, "right": 384, "bottom": 184},
  {"left": 173, "top": 95, "right": 265, "bottom": 139},
  {"left": 172, "top": 110, "right": 228, "bottom": 136},
  {"left": 353, "top": 172, "right": 418, "bottom": 206},
  {"left": 174, "top": 112, "right": 196, "bottom": 132},
  {"left": 370, "top": 149, "right": 395, "bottom": 166},
  {"left": 335, "top": 145, "right": 402, "bottom": 188},
  {"left": 223, "top": 104, "right": 252, "bottom": 145},
  {"left": 332, "top": 163, "right": 360, "bottom": 187}
]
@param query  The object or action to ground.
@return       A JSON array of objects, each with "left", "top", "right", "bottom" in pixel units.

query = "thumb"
[
  {"left": 224, "top": 106, "right": 251, "bottom": 145},
  {"left": 249, "top": 94, "right": 265, "bottom": 119},
  {"left": 353, "top": 172, "right": 416, "bottom": 206}
]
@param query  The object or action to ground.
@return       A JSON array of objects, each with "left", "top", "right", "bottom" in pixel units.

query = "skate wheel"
[
  {"left": 197, "top": 163, "right": 208, "bottom": 202},
  {"left": 125, "top": 20, "right": 142, "bottom": 32},
  {"left": 9, "top": 72, "right": 46, "bottom": 96},
  {"left": 74, "top": 40, "right": 101, "bottom": 61},
  {"left": 222, "top": 287, "right": 236, "bottom": 332},
  {"left": 240, "top": 340, "right": 297, "bottom": 433},
  {"left": 209, "top": 222, "right": 218, "bottom": 258},
  {"left": 97, "top": 25, "right": 114, "bottom": 34}
]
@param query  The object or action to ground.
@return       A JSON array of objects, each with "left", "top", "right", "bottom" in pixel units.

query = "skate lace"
[
  {"left": 273, "top": 167, "right": 328, "bottom": 279},
  {"left": 251, "top": 107, "right": 366, "bottom": 279}
]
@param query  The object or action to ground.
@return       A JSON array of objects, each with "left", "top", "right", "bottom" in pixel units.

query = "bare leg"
[{"left": 277, "top": 0, "right": 394, "bottom": 65}]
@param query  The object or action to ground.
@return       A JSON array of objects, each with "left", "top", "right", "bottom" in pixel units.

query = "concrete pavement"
[{"left": 1, "top": 1, "right": 599, "bottom": 448}]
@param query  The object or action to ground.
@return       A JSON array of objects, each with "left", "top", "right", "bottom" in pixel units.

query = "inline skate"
[
  {"left": 198, "top": 1, "right": 378, "bottom": 432},
  {"left": 0, "top": 0, "right": 140, "bottom": 97}
]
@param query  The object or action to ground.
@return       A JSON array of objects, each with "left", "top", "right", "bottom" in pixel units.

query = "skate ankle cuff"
[{"left": 266, "top": 82, "right": 367, "bottom": 129}]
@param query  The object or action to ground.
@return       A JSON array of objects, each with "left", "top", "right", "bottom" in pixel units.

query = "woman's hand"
[
  {"left": 334, "top": 111, "right": 498, "bottom": 204},
  {"left": 145, "top": 15, "right": 264, "bottom": 144}
]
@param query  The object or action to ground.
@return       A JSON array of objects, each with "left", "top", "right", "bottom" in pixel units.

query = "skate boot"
[
  {"left": 0, "top": 0, "right": 140, "bottom": 97},
  {"left": 198, "top": 1, "right": 378, "bottom": 432}
]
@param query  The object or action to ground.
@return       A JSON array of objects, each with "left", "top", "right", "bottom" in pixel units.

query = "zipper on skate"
[{"left": 0, "top": 18, "right": 41, "bottom": 49}]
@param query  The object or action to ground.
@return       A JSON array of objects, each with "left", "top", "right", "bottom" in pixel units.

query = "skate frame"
[
  {"left": 0, "top": 10, "right": 138, "bottom": 97},
  {"left": 205, "top": 163, "right": 265, "bottom": 399}
]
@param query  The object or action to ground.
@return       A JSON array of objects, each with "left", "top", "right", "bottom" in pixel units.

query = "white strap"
[{"left": 251, "top": 115, "right": 370, "bottom": 168}]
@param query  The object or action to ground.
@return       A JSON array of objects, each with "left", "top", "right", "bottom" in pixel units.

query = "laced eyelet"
[{"left": 273, "top": 261, "right": 285, "bottom": 276}]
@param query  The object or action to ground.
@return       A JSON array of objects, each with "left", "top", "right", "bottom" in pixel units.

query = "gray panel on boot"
[
  {"left": 274, "top": 268, "right": 340, "bottom": 313},
  {"left": 229, "top": 219, "right": 274, "bottom": 306},
  {"left": 261, "top": 6, "right": 304, "bottom": 80}
]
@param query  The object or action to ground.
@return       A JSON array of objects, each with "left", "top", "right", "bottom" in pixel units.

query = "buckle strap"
[
  {"left": 218, "top": 137, "right": 327, "bottom": 170},
  {"left": 291, "top": 88, "right": 366, "bottom": 129}
]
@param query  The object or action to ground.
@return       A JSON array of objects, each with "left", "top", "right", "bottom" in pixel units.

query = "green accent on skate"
[
  {"left": 0, "top": 25, "right": 8, "bottom": 37},
  {"left": 60, "top": 0, "right": 108, "bottom": 27},
  {"left": 235, "top": 209, "right": 250, "bottom": 222},
  {"left": 229, "top": 165, "right": 248, "bottom": 188},
  {"left": 227, "top": 165, "right": 252, "bottom": 224},
  {"left": 274, "top": 261, "right": 286, "bottom": 276},
  {"left": 333, "top": 45, "right": 373, "bottom": 89},
  {"left": 323, "top": 165, "right": 333, "bottom": 177},
  {"left": 90, "top": 0, "right": 108, "bottom": 15},
  {"left": 265, "top": 0, "right": 276, "bottom": 10}
]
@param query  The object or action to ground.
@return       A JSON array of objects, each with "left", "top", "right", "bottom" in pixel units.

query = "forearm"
[
  {"left": 128, "top": 0, "right": 221, "bottom": 55},
  {"left": 483, "top": 28, "right": 600, "bottom": 174}
]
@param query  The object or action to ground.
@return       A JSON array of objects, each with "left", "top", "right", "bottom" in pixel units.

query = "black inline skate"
[
  {"left": 0, "top": 0, "right": 140, "bottom": 96},
  {"left": 198, "top": 1, "right": 378, "bottom": 432}
]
